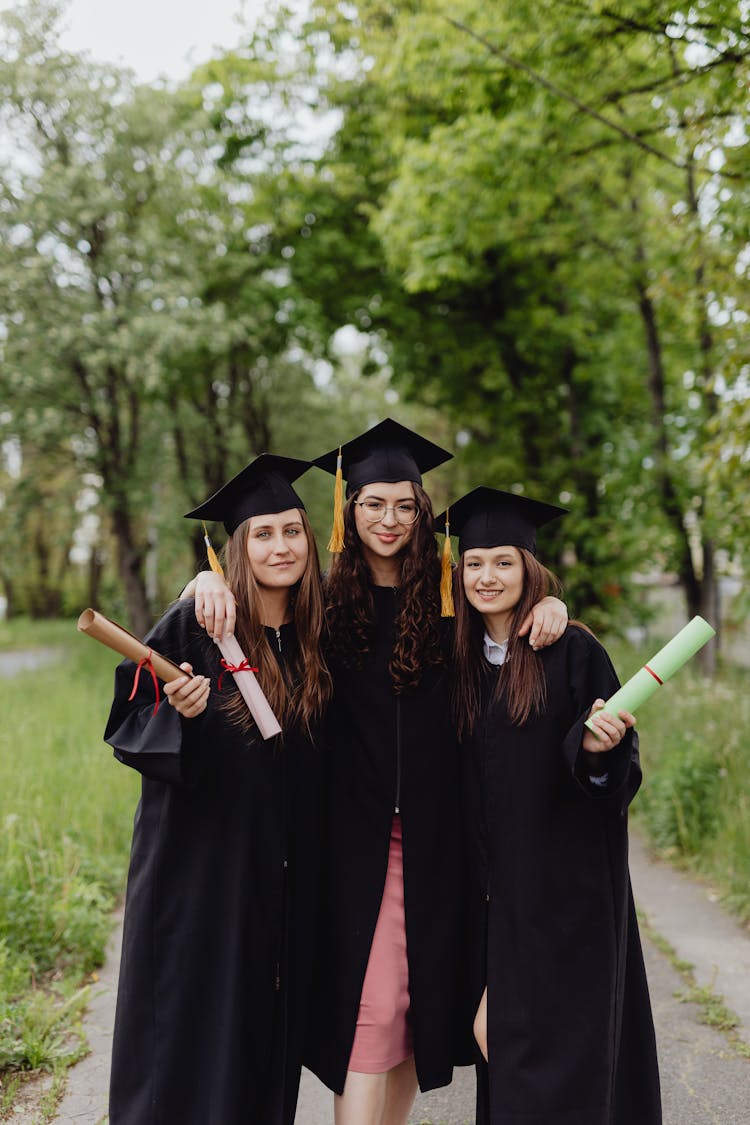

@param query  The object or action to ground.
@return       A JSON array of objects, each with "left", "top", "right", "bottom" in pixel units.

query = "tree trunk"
[
  {"left": 0, "top": 574, "right": 14, "bottom": 620},
  {"left": 671, "top": 65, "right": 721, "bottom": 672},
  {"left": 633, "top": 253, "right": 718, "bottom": 642},
  {"left": 88, "top": 547, "right": 104, "bottom": 609},
  {"left": 31, "top": 524, "right": 63, "bottom": 618},
  {"left": 110, "top": 507, "right": 153, "bottom": 637},
  {"left": 626, "top": 161, "right": 721, "bottom": 673},
  {"left": 560, "top": 344, "right": 606, "bottom": 612},
  {"left": 696, "top": 538, "right": 718, "bottom": 675},
  {"left": 145, "top": 478, "right": 161, "bottom": 607}
]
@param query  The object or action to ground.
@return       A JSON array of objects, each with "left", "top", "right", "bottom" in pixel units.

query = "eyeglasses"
[{"left": 355, "top": 499, "right": 421, "bottom": 526}]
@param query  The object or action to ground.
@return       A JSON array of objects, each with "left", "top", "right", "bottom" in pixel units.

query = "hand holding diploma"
[
  {"left": 583, "top": 700, "right": 636, "bottom": 753},
  {"left": 584, "top": 615, "right": 716, "bottom": 734},
  {"left": 164, "top": 663, "right": 211, "bottom": 718},
  {"left": 78, "top": 608, "right": 281, "bottom": 738}
]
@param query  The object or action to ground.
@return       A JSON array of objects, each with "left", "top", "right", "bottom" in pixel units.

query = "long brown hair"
[
  {"left": 324, "top": 482, "right": 446, "bottom": 690},
  {"left": 219, "top": 510, "right": 331, "bottom": 737},
  {"left": 452, "top": 547, "right": 563, "bottom": 737}
]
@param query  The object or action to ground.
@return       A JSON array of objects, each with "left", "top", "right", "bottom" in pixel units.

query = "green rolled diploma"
[{"left": 584, "top": 615, "right": 716, "bottom": 732}]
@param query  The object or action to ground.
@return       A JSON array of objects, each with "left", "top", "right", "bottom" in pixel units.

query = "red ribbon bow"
[
  {"left": 128, "top": 650, "right": 161, "bottom": 713},
  {"left": 218, "top": 658, "right": 259, "bottom": 691}
]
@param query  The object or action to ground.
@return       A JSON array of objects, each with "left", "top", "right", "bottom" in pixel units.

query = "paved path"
[
  {"left": 0, "top": 648, "right": 61, "bottom": 676},
  {"left": 41, "top": 833, "right": 750, "bottom": 1124},
  {"left": 629, "top": 832, "right": 750, "bottom": 1032},
  {"left": 47, "top": 915, "right": 122, "bottom": 1125}
]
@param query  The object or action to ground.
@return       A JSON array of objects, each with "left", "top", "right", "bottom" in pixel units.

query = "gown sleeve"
[
  {"left": 559, "top": 627, "right": 642, "bottom": 810},
  {"left": 103, "top": 599, "right": 215, "bottom": 787}
]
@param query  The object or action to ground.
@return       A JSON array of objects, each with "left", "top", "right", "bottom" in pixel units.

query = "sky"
[{"left": 1, "top": 0, "right": 265, "bottom": 83}]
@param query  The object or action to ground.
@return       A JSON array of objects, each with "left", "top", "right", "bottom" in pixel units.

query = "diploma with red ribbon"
[
  {"left": 77, "top": 608, "right": 194, "bottom": 713},
  {"left": 129, "top": 650, "right": 163, "bottom": 712},
  {"left": 584, "top": 615, "right": 716, "bottom": 732},
  {"left": 218, "top": 657, "right": 258, "bottom": 691},
  {"left": 78, "top": 607, "right": 282, "bottom": 739},
  {"left": 212, "top": 634, "right": 282, "bottom": 740}
]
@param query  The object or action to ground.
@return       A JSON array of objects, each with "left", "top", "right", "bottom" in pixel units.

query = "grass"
[
  {"left": 36, "top": 1071, "right": 69, "bottom": 1124},
  {"left": 0, "top": 617, "right": 138, "bottom": 1083},
  {"left": 607, "top": 638, "right": 750, "bottom": 926}
]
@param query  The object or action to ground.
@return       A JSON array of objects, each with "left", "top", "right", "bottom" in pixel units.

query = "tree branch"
[
  {"left": 444, "top": 16, "right": 743, "bottom": 181},
  {"left": 598, "top": 48, "right": 750, "bottom": 105}
]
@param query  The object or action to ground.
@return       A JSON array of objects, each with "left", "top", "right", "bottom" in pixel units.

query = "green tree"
[
  {"left": 0, "top": 3, "right": 210, "bottom": 630},
  {"left": 293, "top": 0, "right": 749, "bottom": 644},
  {"left": 0, "top": 1, "right": 439, "bottom": 625}
]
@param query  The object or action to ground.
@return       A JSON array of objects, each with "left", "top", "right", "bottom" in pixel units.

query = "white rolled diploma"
[
  {"left": 585, "top": 615, "right": 716, "bottom": 732},
  {"left": 213, "top": 633, "right": 282, "bottom": 740}
]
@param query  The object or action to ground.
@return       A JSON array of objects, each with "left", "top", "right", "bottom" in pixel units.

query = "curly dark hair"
[{"left": 324, "top": 482, "right": 447, "bottom": 690}]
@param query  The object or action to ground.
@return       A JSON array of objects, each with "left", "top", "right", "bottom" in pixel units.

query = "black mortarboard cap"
[
  {"left": 314, "top": 418, "right": 452, "bottom": 496},
  {"left": 184, "top": 454, "right": 310, "bottom": 536},
  {"left": 434, "top": 487, "right": 567, "bottom": 556}
]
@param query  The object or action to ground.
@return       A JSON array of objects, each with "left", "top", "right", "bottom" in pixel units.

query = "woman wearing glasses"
[
  {"left": 307, "top": 420, "right": 468, "bottom": 1125},
  {"left": 186, "top": 420, "right": 568, "bottom": 1125}
]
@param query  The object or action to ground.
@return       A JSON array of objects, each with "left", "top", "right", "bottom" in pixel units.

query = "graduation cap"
[
  {"left": 434, "top": 486, "right": 567, "bottom": 558},
  {"left": 185, "top": 454, "right": 311, "bottom": 538},
  {"left": 314, "top": 418, "right": 453, "bottom": 553}
]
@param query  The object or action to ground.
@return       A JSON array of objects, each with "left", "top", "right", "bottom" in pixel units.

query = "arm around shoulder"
[
  {"left": 519, "top": 595, "right": 568, "bottom": 649},
  {"left": 181, "top": 570, "right": 236, "bottom": 639}
]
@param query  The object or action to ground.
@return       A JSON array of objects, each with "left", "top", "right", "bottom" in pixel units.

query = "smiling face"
[
  {"left": 244, "top": 508, "right": 309, "bottom": 589},
  {"left": 462, "top": 545, "right": 525, "bottom": 637},
  {"left": 352, "top": 480, "right": 419, "bottom": 569}
]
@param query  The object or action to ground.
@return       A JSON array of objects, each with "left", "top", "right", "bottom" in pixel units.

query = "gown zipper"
[
  {"left": 274, "top": 623, "right": 286, "bottom": 994},
  {"left": 391, "top": 586, "right": 403, "bottom": 816},
  {"left": 394, "top": 694, "right": 402, "bottom": 814}
]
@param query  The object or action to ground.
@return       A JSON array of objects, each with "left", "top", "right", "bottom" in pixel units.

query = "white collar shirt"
[{"left": 483, "top": 632, "right": 509, "bottom": 666}]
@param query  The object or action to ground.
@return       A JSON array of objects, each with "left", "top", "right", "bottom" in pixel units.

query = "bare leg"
[
  {"left": 334, "top": 1056, "right": 418, "bottom": 1125},
  {"left": 474, "top": 986, "right": 488, "bottom": 1061},
  {"left": 382, "top": 1054, "right": 419, "bottom": 1124},
  {"left": 334, "top": 1071, "right": 387, "bottom": 1125}
]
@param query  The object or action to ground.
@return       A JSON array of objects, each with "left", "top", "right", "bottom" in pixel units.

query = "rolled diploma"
[
  {"left": 77, "top": 608, "right": 193, "bottom": 684},
  {"left": 212, "top": 634, "right": 282, "bottom": 741},
  {"left": 584, "top": 615, "right": 716, "bottom": 732}
]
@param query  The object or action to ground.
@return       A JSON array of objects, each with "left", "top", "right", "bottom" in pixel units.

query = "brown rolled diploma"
[{"left": 76, "top": 608, "right": 194, "bottom": 684}]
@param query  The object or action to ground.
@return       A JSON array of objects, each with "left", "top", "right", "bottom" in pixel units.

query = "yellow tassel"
[
  {"left": 440, "top": 513, "right": 455, "bottom": 617},
  {"left": 327, "top": 447, "right": 345, "bottom": 553},
  {"left": 202, "top": 521, "right": 225, "bottom": 578}
]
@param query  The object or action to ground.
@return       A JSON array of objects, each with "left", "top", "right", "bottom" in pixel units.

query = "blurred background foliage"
[{"left": 0, "top": 0, "right": 748, "bottom": 660}]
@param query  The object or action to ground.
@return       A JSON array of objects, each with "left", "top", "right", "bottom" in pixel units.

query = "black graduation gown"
[
  {"left": 103, "top": 600, "right": 321, "bottom": 1125},
  {"left": 464, "top": 625, "right": 662, "bottom": 1125},
  {"left": 306, "top": 585, "right": 472, "bottom": 1095}
]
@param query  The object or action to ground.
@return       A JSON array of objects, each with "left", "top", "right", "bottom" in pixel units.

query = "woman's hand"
[
  {"left": 518, "top": 596, "right": 568, "bottom": 649},
  {"left": 183, "top": 571, "right": 236, "bottom": 640},
  {"left": 164, "top": 662, "right": 211, "bottom": 718},
  {"left": 582, "top": 699, "right": 635, "bottom": 754}
]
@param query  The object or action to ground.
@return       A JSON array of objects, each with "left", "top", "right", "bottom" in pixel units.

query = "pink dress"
[{"left": 347, "top": 815, "right": 413, "bottom": 1073}]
